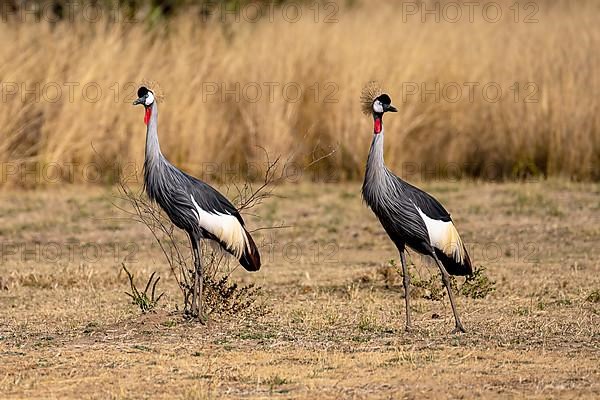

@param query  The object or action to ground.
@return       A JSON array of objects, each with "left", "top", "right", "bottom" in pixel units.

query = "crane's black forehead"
[
  {"left": 376, "top": 94, "right": 392, "bottom": 105},
  {"left": 137, "top": 86, "right": 149, "bottom": 98}
]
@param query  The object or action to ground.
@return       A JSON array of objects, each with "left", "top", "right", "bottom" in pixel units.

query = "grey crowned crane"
[
  {"left": 360, "top": 83, "right": 472, "bottom": 333},
  {"left": 133, "top": 86, "right": 260, "bottom": 319}
]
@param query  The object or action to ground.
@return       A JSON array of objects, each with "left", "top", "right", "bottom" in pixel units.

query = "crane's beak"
[
  {"left": 386, "top": 104, "right": 398, "bottom": 113},
  {"left": 133, "top": 97, "right": 145, "bottom": 106}
]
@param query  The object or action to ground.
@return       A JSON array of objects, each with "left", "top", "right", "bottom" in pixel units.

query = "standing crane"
[
  {"left": 133, "top": 86, "right": 261, "bottom": 320},
  {"left": 360, "top": 83, "right": 472, "bottom": 333}
]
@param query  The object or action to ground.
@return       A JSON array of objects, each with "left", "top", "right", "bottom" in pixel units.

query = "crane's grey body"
[
  {"left": 362, "top": 132, "right": 469, "bottom": 273},
  {"left": 361, "top": 91, "right": 471, "bottom": 333},
  {"left": 135, "top": 87, "right": 260, "bottom": 319},
  {"left": 362, "top": 133, "right": 433, "bottom": 256},
  {"left": 144, "top": 104, "right": 241, "bottom": 245}
]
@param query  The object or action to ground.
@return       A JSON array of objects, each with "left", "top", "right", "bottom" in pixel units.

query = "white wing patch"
[
  {"left": 190, "top": 195, "right": 249, "bottom": 258},
  {"left": 415, "top": 206, "right": 465, "bottom": 263}
]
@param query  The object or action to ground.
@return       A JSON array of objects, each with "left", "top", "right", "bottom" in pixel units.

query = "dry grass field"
[
  {"left": 1, "top": 0, "right": 599, "bottom": 183},
  {"left": 1, "top": 181, "right": 599, "bottom": 399}
]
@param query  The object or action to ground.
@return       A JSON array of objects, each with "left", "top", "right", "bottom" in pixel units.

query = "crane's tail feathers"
[
  {"left": 238, "top": 228, "right": 261, "bottom": 272},
  {"left": 204, "top": 225, "right": 261, "bottom": 271},
  {"left": 434, "top": 245, "right": 472, "bottom": 276}
]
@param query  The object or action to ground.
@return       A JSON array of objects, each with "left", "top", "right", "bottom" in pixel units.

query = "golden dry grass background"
[{"left": 0, "top": 0, "right": 599, "bottom": 186}]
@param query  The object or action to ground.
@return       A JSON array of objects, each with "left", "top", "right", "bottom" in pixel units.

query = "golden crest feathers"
[
  {"left": 140, "top": 79, "right": 165, "bottom": 102},
  {"left": 360, "top": 81, "right": 383, "bottom": 115}
]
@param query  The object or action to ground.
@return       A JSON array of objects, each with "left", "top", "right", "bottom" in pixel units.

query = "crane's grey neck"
[
  {"left": 362, "top": 121, "right": 395, "bottom": 206},
  {"left": 145, "top": 102, "right": 163, "bottom": 166},
  {"left": 367, "top": 130, "right": 386, "bottom": 172},
  {"left": 363, "top": 124, "right": 389, "bottom": 192}
]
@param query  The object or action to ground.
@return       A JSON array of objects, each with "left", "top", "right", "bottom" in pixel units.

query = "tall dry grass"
[{"left": 0, "top": 0, "right": 599, "bottom": 186}]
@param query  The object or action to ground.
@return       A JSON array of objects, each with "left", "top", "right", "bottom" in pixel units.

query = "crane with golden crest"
[{"left": 360, "top": 82, "right": 473, "bottom": 333}]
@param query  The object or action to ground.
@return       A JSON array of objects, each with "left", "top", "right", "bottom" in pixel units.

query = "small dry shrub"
[
  {"left": 379, "top": 258, "right": 496, "bottom": 301},
  {"left": 411, "top": 273, "right": 447, "bottom": 301},
  {"left": 204, "top": 276, "right": 262, "bottom": 317},
  {"left": 459, "top": 266, "right": 496, "bottom": 299}
]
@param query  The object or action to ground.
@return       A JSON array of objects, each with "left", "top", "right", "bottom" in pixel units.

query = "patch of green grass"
[
  {"left": 554, "top": 298, "right": 572, "bottom": 306},
  {"left": 265, "top": 375, "right": 290, "bottom": 386},
  {"left": 82, "top": 321, "right": 99, "bottom": 334},
  {"left": 237, "top": 330, "right": 276, "bottom": 341},
  {"left": 123, "top": 264, "right": 164, "bottom": 313},
  {"left": 290, "top": 309, "right": 306, "bottom": 324},
  {"left": 459, "top": 266, "right": 496, "bottom": 299},
  {"left": 411, "top": 272, "right": 446, "bottom": 302},
  {"left": 161, "top": 319, "right": 178, "bottom": 328},
  {"left": 509, "top": 190, "right": 564, "bottom": 217},
  {"left": 33, "top": 338, "right": 54, "bottom": 348},
  {"left": 385, "top": 351, "right": 436, "bottom": 366},
  {"left": 357, "top": 313, "right": 378, "bottom": 332},
  {"left": 585, "top": 290, "right": 600, "bottom": 303},
  {"left": 515, "top": 306, "right": 531, "bottom": 316},
  {"left": 132, "top": 344, "right": 153, "bottom": 352},
  {"left": 324, "top": 311, "right": 339, "bottom": 325}
]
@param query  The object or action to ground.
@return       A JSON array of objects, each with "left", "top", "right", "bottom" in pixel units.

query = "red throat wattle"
[
  {"left": 374, "top": 118, "right": 382, "bottom": 134},
  {"left": 144, "top": 107, "right": 152, "bottom": 125}
]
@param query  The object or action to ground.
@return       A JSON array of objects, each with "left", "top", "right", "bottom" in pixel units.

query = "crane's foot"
[
  {"left": 197, "top": 312, "right": 208, "bottom": 325},
  {"left": 183, "top": 309, "right": 208, "bottom": 324},
  {"left": 451, "top": 324, "right": 466, "bottom": 334}
]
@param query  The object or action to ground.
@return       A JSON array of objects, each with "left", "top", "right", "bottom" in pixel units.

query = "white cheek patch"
[
  {"left": 145, "top": 92, "right": 155, "bottom": 106},
  {"left": 373, "top": 101, "right": 384, "bottom": 113}
]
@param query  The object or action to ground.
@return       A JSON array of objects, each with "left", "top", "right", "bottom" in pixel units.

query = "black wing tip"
[
  {"left": 240, "top": 255, "right": 261, "bottom": 272},
  {"left": 239, "top": 230, "right": 261, "bottom": 272},
  {"left": 240, "top": 258, "right": 261, "bottom": 272},
  {"left": 435, "top": 247, "right": 473, "bottom": 277}
]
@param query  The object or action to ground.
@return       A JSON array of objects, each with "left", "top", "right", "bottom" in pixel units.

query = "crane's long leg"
[
  {"left": 191, "top": 240, "right": 205, "bottom": 322},
  {"left": 431, "top": 252, "right": 466, "bottom": 333},
  {"left": 399, "top": 249, "right": 412, "bottom": 331},
  {"left": 190, "top": 240, "right": 199, "bottom": 318},
  {"left": 196, "top": 244, "right": 205, "bottom": 322}
]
